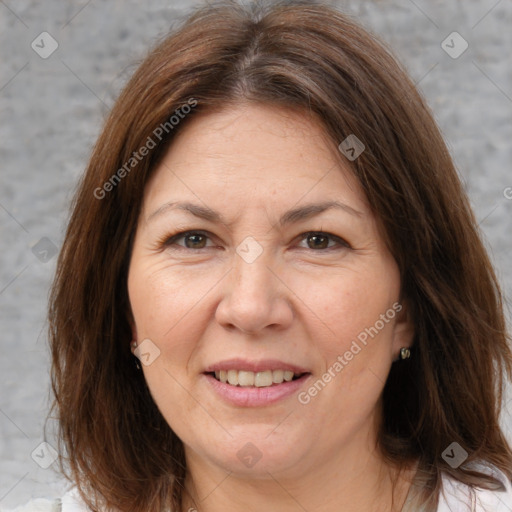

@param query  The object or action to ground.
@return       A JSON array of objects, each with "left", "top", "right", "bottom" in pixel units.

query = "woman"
[{"left": 10, "top": 0, "right": 512, "bottom": 511}]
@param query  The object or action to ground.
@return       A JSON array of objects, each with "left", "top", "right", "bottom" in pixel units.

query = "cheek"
[
  {"left": 295, "top": 269, "right": 400, "bottom": 427},
  {"left": 127, "top": 261, "right": 215, "bottom": 415},
  {"left": 128, "top": 258, "right": 217, "bottom": 342},
  {"left": 292, "top": 262, "right": 400, "bottom": 362},
  {"left": 127, "top": 262, "right": 210, "bottom": 423}
]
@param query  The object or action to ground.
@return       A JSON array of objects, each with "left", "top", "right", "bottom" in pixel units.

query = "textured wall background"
[{"left": 1, "top": 0, "right": 511, "bottom": 506}]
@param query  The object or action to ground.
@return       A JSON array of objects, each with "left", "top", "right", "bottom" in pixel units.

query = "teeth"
[
  {"left": 238, "top": 370, "right": 254, "bottom": 387},
  {"left": 272, "top": 369, "right": 284, "bottom": 383},
  {"left": 227, "top": 369, "right": 239, "bottom": 386},
  {"left": 255, "top": 370, "right": 273, "bottom": 387},
  {"left": 212, "top": 369, "right": 302, "bottom": 387}
]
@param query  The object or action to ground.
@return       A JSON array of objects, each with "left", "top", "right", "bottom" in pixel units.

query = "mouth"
[
  {"left": 202, "top": 359, "right": 311, "bottom": 406},
  {"left": 206, "top": 369, "right": 307, "bottom": 388}
]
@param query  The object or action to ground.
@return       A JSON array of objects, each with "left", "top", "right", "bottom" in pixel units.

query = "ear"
[{"left": 391, "top": 300, "right": 414, "bottom": 359}]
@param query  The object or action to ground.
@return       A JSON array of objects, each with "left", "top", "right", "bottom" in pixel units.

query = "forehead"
[{"left": 142, "top": 102, "right": 368, "bottom": 215}]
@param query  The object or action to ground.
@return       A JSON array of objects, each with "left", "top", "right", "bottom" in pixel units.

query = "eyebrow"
[{"left": 146, "top": 200, "right": 363, "bottom": 227}]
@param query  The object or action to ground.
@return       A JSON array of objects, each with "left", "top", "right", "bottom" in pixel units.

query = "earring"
[
  {"left": 399, "top": 347, "right": 411, "bottom": 360},
  {"left": 131, "top": 341, "right": 141, "bottom": 370}
]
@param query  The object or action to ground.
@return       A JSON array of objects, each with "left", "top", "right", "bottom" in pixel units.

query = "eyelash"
[{"left": 160, "top": 230, "right": 351, "bottom": 252}]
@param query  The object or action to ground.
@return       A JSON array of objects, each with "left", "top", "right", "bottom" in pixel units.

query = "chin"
[{"left": 192, "top": 430, "right": 308, "bottom": 477}]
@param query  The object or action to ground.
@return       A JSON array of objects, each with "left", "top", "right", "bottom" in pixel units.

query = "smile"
[{"left": 211, "top": 369, "right": 304, "bottom": 388}]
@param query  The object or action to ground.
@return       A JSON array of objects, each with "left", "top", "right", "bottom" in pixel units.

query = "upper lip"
[{"left": 203, "top": 358, "right": 310, "bottom": 374}]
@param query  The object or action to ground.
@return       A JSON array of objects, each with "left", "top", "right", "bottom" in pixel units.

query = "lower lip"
[{"left": 203, "top": 373, "right": 310, "bottom": 407}]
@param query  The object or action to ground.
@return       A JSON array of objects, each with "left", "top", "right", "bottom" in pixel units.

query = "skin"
[{"left": 127, "top": 103, "right": 416, "bottom": 512}]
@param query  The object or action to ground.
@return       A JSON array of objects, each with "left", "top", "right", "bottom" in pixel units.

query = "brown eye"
[
  {"left": 183, "top": 233, "right": 207, "bottom": 249},
  {"left": 163, "top": 231, "right": 213, "bottom": 250},
  {"left": 299, "top": 232, "right": 350, "bottom": 251},
  {"left": 307, "top": 233, "right": 330, "bottom": 249}
]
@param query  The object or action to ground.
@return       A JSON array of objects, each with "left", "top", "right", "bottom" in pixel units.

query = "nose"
[{"left": 215, "top": 250, "right": 294, "bottom": 335}]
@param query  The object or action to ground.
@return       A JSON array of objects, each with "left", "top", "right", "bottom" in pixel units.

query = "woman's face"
[{"left": 127, "top": 103, "right": 412, "bottom": 480}]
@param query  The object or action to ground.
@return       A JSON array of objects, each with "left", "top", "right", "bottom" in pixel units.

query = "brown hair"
[{"left": 48, "top": 1, "right": 512, "bottom": 510}]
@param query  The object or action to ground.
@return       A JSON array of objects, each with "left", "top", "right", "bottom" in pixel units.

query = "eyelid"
[
  {"left": 296, "top": 231, "right": 352, "bottom": 250},
  {"left": 160, "top": 229, "right": 351, "bottom": 251},
  {"left": 161, "top": 230, "right": 215, "bottom": 248}
]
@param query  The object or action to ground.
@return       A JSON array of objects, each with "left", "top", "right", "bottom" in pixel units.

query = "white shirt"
[
  {"left": 437, "top": 463, "right": 512, "bottom": 511},
  {"left": 5, "top": 464, "right": 512, "bottom": 512}
]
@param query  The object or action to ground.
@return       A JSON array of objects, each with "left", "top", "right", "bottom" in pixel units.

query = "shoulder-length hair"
[{"left": 48, "top": 1, "right": 512, "bottom": 510}]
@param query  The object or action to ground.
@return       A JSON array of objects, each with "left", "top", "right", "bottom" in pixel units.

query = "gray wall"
[{"left": 1, "top": 0, "right": 511, "bottom": 506}]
